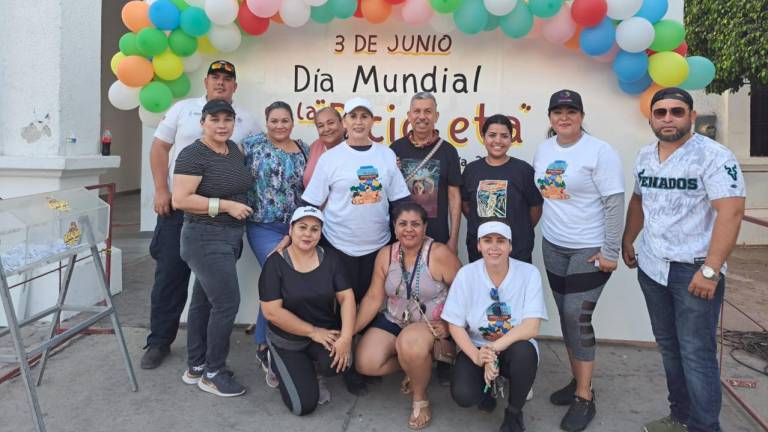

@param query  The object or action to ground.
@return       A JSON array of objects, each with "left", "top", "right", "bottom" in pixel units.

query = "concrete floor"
[{"left": 0, "top": 192, "right": 765, "bottom": 432}]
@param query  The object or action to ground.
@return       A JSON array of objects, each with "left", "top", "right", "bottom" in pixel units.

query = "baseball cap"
[
  {"left": 290, "top": 206, "right": 324, "bottom": 225},
  {"left": 344, "top": 97, "right": 374, "bottom": 115},
  {"left": 548, "top": 89, "right": 584, "bottom": 112},
  {"left": 202, "top": 99, "right": 236, "bottom": 116},
  {"left": 477, "top": 221, "right": 512, "bottom": 241},
  {"left": 650, "top": 87, "right": 693, "bottom": 110},
  {"left": 207, "top": 60, "right": 236, "bottom": 78}
]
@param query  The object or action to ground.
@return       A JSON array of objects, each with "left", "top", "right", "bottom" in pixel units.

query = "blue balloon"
[
  {"left": 635, "top": 0, "right": 668, "bottom": 24},
  {"left": 149, "top": 0, "right": 181, "bottom": 31},
  {"left": 613, "top": 50, "right": 649, "bottom": 82},
  {"left": 680, "top": 56, "right": 716, "bottom": 90},
  {"left": 618, "top": 73, "right": 652, "bottom": 95},
  {"left": 580, "top": 18, "right": 615, "bottom": 56}
]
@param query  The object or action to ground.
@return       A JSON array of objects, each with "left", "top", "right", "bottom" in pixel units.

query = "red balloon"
[
  {"left": 674, "top": 41, "right": 688, "bottom": 56},
  {"left": 238, "top": 2, "right": 270, "bottom": 35},
  {"left": 354, "top": 0, "right": 364, "bottom": 18},
  {"left": 571, "top": 0, "right": 607, "bottom": 27}
]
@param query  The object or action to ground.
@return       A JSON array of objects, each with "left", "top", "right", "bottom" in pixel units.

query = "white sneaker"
[
  {"left": 317, "top": 376, "right": 331, "bottom": 405},
  {"left": 526, "top": 388, "right": 534, "bottom": 401},
  {"left": 265, "top": 351, "right": 280, "bottom": 388}
]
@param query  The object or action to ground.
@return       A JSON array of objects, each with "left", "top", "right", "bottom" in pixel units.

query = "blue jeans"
[
  {"left": 638, "top": 263, "right": 725, "bottom": 432},
  {"left": 246, "top": 221, "right": 289, "bottom": 345}
]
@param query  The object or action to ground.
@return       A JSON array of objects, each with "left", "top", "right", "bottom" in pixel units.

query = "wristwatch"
[{"left": 700, "top": 265, "right": 719, "bottom": 281}]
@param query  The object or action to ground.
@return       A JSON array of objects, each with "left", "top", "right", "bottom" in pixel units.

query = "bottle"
[{"left": 101, "top": 129, "right": 112, "bottom": 156}]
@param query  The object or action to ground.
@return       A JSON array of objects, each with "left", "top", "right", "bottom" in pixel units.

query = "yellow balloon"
[
  {"left": 152, "top": 50, "right": 184, "bottom": 81},
  {"left": 648, "top": 52, "right": 690, "bottom": 87},
  {"left": 197, "top": 36, "right": 219, "bottom": 54},
  {"left": 111, "top": 52, "right": 126, "bottom": 76}
]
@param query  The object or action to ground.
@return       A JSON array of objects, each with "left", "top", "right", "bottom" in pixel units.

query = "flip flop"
[{"left": 408, "top": 400, "right": 431, "bottom": 430}]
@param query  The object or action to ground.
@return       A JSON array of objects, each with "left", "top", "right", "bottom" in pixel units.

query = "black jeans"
[
  {"left": 147, "top": 210, "right": 191, "bottom": 348},
  {"left": 180, "top": 221, "right": 244, "bottom": 372}
]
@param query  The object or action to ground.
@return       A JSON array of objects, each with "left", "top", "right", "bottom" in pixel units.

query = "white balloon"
[
  {"left": 303, "top": 0, "right": 328, "bottom": 7},
  {"left": 208, "top": 23, "right": 242, "bottom": 52},
  {"left": 429, "top": 13, "right": 456, "bottom": 33},
  {"left": 279, "top": 0, "right": 310, "bottom": 27},
  {"left": 108, "top": 81, "right": 140, "bottom": 111},
  {"left": 483, "top": 0, "right": 517, "bottom": 17},
  {"left": 615, "top": 17, "right": 655, "bottom": 53},
  {"left": 606, "top": 0, "right": 642, "bottom": 20},
  {"left": 139, "top": 106, "right": 166, "bottom": 127},
  {"left": 662, "top": 0, "right": 684, "bottom": 23},
  {"left": 183, "top": 52, "right": 203, "bottom": 72},
  {"left": 204, "top": 0, "right": 239, "bottom": 25},
  {"left": 144, "top": 0, "right": 159, "bottom": 5}
]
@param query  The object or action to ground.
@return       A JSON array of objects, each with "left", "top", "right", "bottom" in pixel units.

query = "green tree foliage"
[{"left": 685, "top": 0, "right": 768, "bottom": 94}]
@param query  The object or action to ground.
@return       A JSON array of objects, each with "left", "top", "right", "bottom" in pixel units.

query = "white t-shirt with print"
[
  {"left": 634, "top": 133, "right": 746, "bottom": 285},
  {"left": 533, "top": 133, "right": 625, "bottom": 249},
  {"left": 441, "top": 258, "right": 548, "bottom": 356},
  {"left": 154, "top": 96, "right": 260, "bottom": 188},
  {"left": 302, "top": 142, "right": 411, "bottom": 257}
]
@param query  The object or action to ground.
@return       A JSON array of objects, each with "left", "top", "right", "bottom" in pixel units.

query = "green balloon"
[
  {"left": 168, "top": 29, "right": 198, "bottom": 57},
  {"left": 650, "top": 20, "right": 685, "bottom": 52},
  {"left": 180, "top": 7, "right": 211, "bottom": 37},
  {"left": 330, "top": 0, "right": 357, "bottom": 19},
  {"left": 140, "top": 82, "right": 174, "bottom": 113},
  {"left": 171, "top": 0, "right": 189, "bottom": 11},
  {"left": 499, "top": 1, "right": 532, "bottom": 39},
  {"left": 311, "top": 3, "right": 335, "bottom": 23},
  {"left": 528, "top": 0, "right": 562, "bottom": 18},
  {"left": 484, "top": 13, "right": 499, "bottom": 31},
  {"left": 119, "top": 32, "right": 143, "bottom": 56},
  {"left": 137, "top": 28, "right": 168, "bottom": 57},
  {"left": 160, "top": 74, "right": 191, "bottom": 98},
  {"left": 430, "top": 0, "right": 463, "bottom": 14},
  {"left": 453, "top": 0, "right": 488, "bottom": 35}
]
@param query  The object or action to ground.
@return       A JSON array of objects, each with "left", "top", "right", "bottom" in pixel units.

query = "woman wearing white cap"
[
  {"left": 259, "top": 206, "right": 357, "bottom": 416},
  {"left": 441, "top": 221, "right": 548, "bottom": 432}
]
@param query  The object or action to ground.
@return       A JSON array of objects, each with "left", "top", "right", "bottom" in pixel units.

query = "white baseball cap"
[
  {"left": 477, "top": 221, "right": 512, "bottom": 241},
  {"left": 290, "top": 206, "right": 324, "bottom": 225},
  {"left": 344, "top": 97, "right": 374, "bottom": 115}
]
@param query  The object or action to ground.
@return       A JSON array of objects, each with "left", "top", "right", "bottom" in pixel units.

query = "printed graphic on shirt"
[
  {"left": 637, "top": 169, "right": 699, "bottom": 190},
  {"left": 402, "top": 158, "right": 440, "bottom": 218},
  {"left": 350, "top": 165, "right": 383, "bottom": 205},
  {"left": 725, "top": 164, "right": 738, "bottom": 182},
  {"left": 477, "top": 180, "right": 508, "bottom": 218},
  {"left": 537, "top": 160, "right": 570, "bottom": 200},
  {"left": 478, "top": 301, "right": 514, "bottom": 341}
]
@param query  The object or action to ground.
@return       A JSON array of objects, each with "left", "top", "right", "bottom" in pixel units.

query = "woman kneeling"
[
  {"left": 355, "top": 203, "right": 461, "bottom": 429},
  {"left": 259, "top": 206, "right": 357, "bottom": 415},
  {"left": 441, "top": 221, "right": 548, "bottom": 432}
]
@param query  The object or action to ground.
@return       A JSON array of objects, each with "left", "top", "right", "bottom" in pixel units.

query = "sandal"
[
  {"left": 400, "top": 376, "right": 412, "bottom": 395},
  {"left": 408, "top": 400, "right": 431, "bottom": 430}
]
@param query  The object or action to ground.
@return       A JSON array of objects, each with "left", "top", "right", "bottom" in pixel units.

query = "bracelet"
[{"left": 208, "top": 198, "right": 220, "bottom": 217}]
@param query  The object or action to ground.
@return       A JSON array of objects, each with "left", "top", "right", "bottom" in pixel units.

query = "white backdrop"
[{"left": 141, "top": 20, "right": 659, "bottom": 342}]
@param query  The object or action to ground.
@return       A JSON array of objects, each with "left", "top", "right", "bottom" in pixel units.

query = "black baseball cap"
[
  {"left": 650, "top": 87, "right": 693, "bottom": 110},
  {"left": 548, "top": 89, "right": 584, "bottom": 112},
  {"left": 207, "top": 60, "right": 236, "bottom": 78},
  {"left": 202, "top": 99, "right": 236, "bottom": 116}
]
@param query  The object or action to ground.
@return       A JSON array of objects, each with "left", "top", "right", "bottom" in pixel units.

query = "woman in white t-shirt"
[
  {"left": 532, "top": 89, "right": 625, "bottom": 432},
  {"left": 441, "top": 221, "right": 547, "bottom": 432}
]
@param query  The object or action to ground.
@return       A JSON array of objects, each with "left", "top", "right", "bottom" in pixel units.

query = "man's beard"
[{"left": 653, "top": 125, "right": 690, "bottom": 142}]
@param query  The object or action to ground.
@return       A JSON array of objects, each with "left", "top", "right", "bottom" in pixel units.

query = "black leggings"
[
  {"left": 321, "top": 238, "right": 378, "bottom": 303},
  {"left": 451, "top": 340, "right": 538, "bottom": 412}
]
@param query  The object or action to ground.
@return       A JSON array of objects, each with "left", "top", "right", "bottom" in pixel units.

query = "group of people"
[{"left": 141, "top": 60, "right": 746, "bottom": 432}]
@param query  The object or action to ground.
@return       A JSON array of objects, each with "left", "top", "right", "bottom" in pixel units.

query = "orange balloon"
[
  {"left": 564, "top": 26, "right": 582, "bottom": 50},
  {"left": 122, "top": 1, "right": 152, "bottom": 33},
  {"left": 117, "top": 55, "right": 154, "bottom": 88},
  {"left": 362, "top": 0, "right": 392, "bottom": 24},
  {"left": 271, "top": 12, "right": 284, "bottom": 24},
  {"left": 639, "top": 84, "right": 664, "bottom": 119}
]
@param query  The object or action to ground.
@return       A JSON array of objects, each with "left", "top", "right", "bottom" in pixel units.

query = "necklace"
[
  {"left": 397, "top": 240, "right": 424, "bottom": 301},
  {"left": 201, "top": 139, "right": 229, "bottom": 155}
]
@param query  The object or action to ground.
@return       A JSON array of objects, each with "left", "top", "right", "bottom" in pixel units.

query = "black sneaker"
[
  {"left": 560, "top": 393, "right": 596, "bottom": 432},
  {"left": 343, "top": 369, "right": 369, "bottom": 396},
  {"left": 140, "top": 345, "right": 170, "bottom": 370},
  {"left": 500, "top": 408, "right": 526, "bottom": 432},
  {"left": 436, "top": 362, "right": 452, "bottom": 387},
  {"left": 550, "top": 378, "right": 577, "bottom": 406},
  {"left": 255, "top": 346, "right": 269, "bottom": 373},
  {"left": 478, "top": 391, "right": 497, "bottom": 414},
  {"left": 197, "top": 371, "right": 246, "bottom": 397}
]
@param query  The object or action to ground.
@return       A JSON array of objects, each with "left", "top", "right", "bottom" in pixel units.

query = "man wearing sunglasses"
[
  {"left": 143, "top": 60, "right": 260, "bottom": 369},
  {"left": 622, "top": 88, "right": 745, "bottom": 432}
]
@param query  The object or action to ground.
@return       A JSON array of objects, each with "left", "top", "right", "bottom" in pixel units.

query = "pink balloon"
[
  {"left": 593, "top": 43, "right": 619, "bottom": 63},
  {"left": 247, "top": 0, "right": 281, "bottom": 18},
  {"left": 542, "top": 3, "right": 576, "bottom": 44},
  {"left": 524, "top": 18, "right": 545, "bottom": 39},
  {"left": 401, "top": 0, "right": 433, "bottom": 26}
]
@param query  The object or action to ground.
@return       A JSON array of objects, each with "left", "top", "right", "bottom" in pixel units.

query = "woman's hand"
[
  {"left": 484, "top": 360, "right": 499, "bottom": 386},
  {"left": 428, "top": 320, "right": 449, "bottom": 339},
  {"left": 329, "top": 335, "right": 352, "bottom": 373},
  {"left": 269, "top": 235, "right": 291, "bottom": 257},
  {"left": 309, "top": 327, "right": 339, "bottom": 351},
  {"left": 588, "top": 251, "right": 618, "bottom": 273},
  {"left": 222, "top": 200, "right": 253, "bottom": 220},
  {"left": 474, "top": 345, "right": 496, "bottom": 367}
]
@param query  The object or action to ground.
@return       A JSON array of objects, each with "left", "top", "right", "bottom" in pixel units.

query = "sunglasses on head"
[
  {"left": 211, "top": 62, "right": 234, "bottom": 72},
  {"left": 652, "top": 107, "right": 687, "bottom": 119}
]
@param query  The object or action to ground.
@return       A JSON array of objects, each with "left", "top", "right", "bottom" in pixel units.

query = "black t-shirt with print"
[
  {"left": 390, "top": 137, "right": 462, "bottom": 243},
  {"left": 461, "top": 157, "right": 543, "bottom": 263},
  {"left": 258, "top": 248, "right": 351, "bottom": 341}
]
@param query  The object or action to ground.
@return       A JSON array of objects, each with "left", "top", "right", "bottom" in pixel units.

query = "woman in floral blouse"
[{"left": 242, "top": 100, "right": 309, "bottom": 388}]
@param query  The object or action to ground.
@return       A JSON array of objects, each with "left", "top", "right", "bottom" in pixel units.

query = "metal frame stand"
[{"left": 0, "top": 218, "right": 138, "bottom": 432}]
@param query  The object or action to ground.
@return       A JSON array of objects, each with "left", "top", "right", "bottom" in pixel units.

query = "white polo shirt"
[
  {"left": 154, "top": 96, "right": 260, "bottom": 188},
  {"left": 633, "top": 133, "right": 746, "bottom": 285}
]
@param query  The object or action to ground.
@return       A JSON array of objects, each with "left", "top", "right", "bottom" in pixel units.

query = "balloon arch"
[{"left": 109, "top": 0, "right": 715, "bottom": 123}]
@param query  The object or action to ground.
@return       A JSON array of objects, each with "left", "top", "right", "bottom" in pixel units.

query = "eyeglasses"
[
  {"left": 210, "top": 61, "right": 234, "bottom": 72},
  {"left": 652, "top": 107, "right": 687, "bottom": 119},
  {"left": 490, "top": 287, "right": 499, "bottom": 302}
]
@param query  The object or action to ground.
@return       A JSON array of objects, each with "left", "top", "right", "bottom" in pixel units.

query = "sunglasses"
[
  {"left": 490, "top": 287, "right": 499, "bottom": 302},
  {"left": 652, "top": 107, "right": 687, "bottom": 119},
  {"left": 210, "top": 62, "right": 234, "bottom": 72}
]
